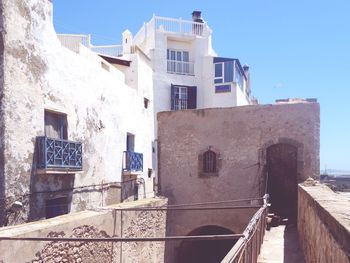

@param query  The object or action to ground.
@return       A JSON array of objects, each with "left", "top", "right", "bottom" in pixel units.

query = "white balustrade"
[{"left": 154, "top": 16, "right": 207, "bottom": 36}]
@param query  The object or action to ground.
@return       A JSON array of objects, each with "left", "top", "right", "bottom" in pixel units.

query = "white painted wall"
[
  {"left": 2, "top": 0, "right": 155, "bottom": 223},
  {"left": 133, "top": 16, "right": 251, "bottom": 116}
]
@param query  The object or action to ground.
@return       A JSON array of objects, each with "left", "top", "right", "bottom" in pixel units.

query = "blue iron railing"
[
  {"left": 37, "top": 136, "right": 83, "bottom": 170},
  {"left": 123, "top": 151, "right": 143, "bottom": 172}
]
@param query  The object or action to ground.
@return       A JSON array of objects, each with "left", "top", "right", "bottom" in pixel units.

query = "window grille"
[{"left": 203, "top": 150, "right": 216, "bottom": 173}]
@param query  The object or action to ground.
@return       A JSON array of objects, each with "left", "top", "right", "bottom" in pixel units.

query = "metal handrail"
[{"left": 221, "top": 194, "right": 269, "bottom": 263}]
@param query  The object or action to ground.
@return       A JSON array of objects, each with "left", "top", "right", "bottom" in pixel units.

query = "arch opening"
[
  {"left": 266, "top": 143, "right": 298, "bottom": 223},
  {"left": 178, "top": 225, "right": 236, "bottom": 263}
]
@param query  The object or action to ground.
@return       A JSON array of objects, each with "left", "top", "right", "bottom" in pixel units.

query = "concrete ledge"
[{"left": 298, "top": 184, "right": 350, "bottom": 263}]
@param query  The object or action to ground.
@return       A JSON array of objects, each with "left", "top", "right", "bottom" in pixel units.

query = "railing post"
[
  {"left": 179, "top": 18, "right": 182, "bottom": 33},
  {"left": 44, "top": 137, "right": 47, "bottom": 169}
]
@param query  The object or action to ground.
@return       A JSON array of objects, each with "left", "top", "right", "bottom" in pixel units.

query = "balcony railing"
[
  {"left": 36, "top": 136, "right": 83, "bottom": 170},
  {"left": 91, "top": 45, "right": 123, "bottom": 58},
  {"left": 172, "top": 98, "right": 188, "bottom": 110},
  {"left": 123, "top": 151, "right": 143, "bottom": 172},
  {"left": 167, "top": 60, "right": 194, "bottom": 75},
  {"left": 154, "top": 16, "right": 208, "bottom": 36},
  {"left": 57, "top": 34, "right": 91, "bottom": 53},
  {"left": 57, "top": 34, "right": 123, "bottom": 58}
]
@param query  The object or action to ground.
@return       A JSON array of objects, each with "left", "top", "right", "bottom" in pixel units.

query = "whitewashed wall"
[{"left": 1, "top": 0, "right": 154, "bottom": 224}]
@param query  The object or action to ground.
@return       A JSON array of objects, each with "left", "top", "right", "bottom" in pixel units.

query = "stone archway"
[
  {"left": 266, "top": 143, "right": 298, "bottom": 222},
  {"left": 178, "top": 225, "right": 236, "bottom": 263}
]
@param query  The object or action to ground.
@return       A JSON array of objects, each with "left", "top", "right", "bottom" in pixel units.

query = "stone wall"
[
  {"left": 0, "top": 198, "right": 167, "bottom": 263},
  {"left": 0, "top": 0, "right": 155, "bottom": 225},
  {"left": 157, "top": 102, "right": 319, "bottom": 260},
  {"left": 298, "top": 184, "right": 350, "bottom": 263}
]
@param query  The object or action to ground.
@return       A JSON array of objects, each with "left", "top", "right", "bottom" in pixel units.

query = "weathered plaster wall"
[
  {"left": 157, "top": 102, "right": 319, "bottom": 260},
  {"left": 0, "top": 0, "right": 6, "bottom": 227},
  {"left": 0, "top": 198, "right": 167, "bottom": 263},
  {"left": 0, "top": 0, "right": 155, "bottom": 225},
  {"left": 298, "top": 184, "right": 350, "bottom": 263}
]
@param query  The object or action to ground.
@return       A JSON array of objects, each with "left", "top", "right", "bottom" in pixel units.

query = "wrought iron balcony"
[
  {"left": 123, "top": 151, "right": 143, "bottom": 172},
  {"left": 36, "top": 136, "right": 83, "bottom": 170}
]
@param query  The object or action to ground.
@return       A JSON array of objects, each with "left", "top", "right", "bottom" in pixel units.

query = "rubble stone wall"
[{"left": 0, "top": 198, "right": 167, "bottom": 263}]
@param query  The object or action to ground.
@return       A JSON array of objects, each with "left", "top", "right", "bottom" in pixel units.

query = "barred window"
[{"left": 203, "top": 150, "right": 216, "bottom": 173}]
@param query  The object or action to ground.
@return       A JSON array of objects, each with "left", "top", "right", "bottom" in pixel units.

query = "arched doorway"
[
  {"left": 266, "top": 143, "right": 298, "bottom": 222},
  {"left": 178, "top": 225, "right": 236, "bottom": 263}
]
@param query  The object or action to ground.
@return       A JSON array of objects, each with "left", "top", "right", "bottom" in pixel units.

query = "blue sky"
[{"left": 53, "top": 1, "right": 350, "bottom": 171}]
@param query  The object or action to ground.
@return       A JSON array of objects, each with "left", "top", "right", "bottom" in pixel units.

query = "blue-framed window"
[
  {"left": 214, "top": 61, "right": 234, "bottom": 84},
  {"left": 214, "top": 58, "right": 245, "bottom": 90},
  {"left": 215, "top": 85, "right": 231, "bottom": 93}
]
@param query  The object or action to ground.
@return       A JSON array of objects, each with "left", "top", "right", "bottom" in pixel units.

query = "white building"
[
  {"left": 0, "top": 4, "right": 255, "bottom": 226},
  {"left": 54, "top": 11, "right": 255, "bottom": 216},
  {"left": 132, "top": 11, "right": 252, "bottom": 114},
  {"left": 60, "top": 11, "right": 253, "bottom": 114}
]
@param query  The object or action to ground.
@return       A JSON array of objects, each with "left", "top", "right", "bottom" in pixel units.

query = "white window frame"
[{"left": 167, "top": 49, "right": 192, "bottom": 75}]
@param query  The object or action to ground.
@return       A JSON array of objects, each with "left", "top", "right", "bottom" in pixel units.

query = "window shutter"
[
  {"left": 187, "top": 86, "right": 197, "bottom": 109},
  {"left": 171, "top": 84, "right": 175, "bottom": 110}
]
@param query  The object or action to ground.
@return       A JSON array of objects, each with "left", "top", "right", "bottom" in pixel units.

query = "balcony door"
[{"left": 171, "top": 84, "right": 197, "bottom": 110}]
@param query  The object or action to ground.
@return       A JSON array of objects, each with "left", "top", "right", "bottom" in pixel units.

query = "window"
[
  {"left": 199, "top": 148, "right": 220, "bottom": 177},
  {"left": 215, "top": 85, "right": 231, "bottom": 93},
  {"left": 167, "top": 49, "right": 192, "bottom": 75},
  {"left": 126, "top": 133, "right": 135, "bottom": 152},
  {"left": 203, "top": 150, "right": 217, "bottom": 173},
  {"left": 213, "top": 58, "right": 245, "bottom": 90},
  {"left": 44, "top": 110, "right": 67, "bottom": 139},
  {"left": 214, "top": 61, "right": 233, "bottom": 84},
  {"left": 171, "top": 84, "right": 197, "bottom": 110},
  {"left": 144, "top": 98, "right": 149, "bottom": 109},
  {"left": 45, "top": 197, "right": 69, "bottom": 219}
]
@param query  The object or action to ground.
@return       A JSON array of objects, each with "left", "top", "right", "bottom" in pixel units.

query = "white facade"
[
  {"left": 131, "top": 14, "right": 252, "bottom": 115},
  {"left": 55, "top": 12, "right": 254, "bottom": 208},
  {"left": 1, "top": 4, "right": 256, "bottom": 225}
]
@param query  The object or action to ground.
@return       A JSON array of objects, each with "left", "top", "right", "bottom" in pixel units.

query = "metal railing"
[
  {"left": 57, "top": 34, "right": 91, "bottom": 53},
  {"left": 91, "top": 45, "right": 123, "bottom": 58},
  {"left": 36, "top": 136, "right": 83, "bottom": 170},
  {"left": 154, "top": 16, "right": 208, "bottom": 36},
  {"left": 123, "top": 151, "right": 143, "bottom": 172},
  {"left": 167, "top": 60, "right": 194, "bottom": 75},
  {"left": 221, "top": 195, "right": 269, "bottom": 263},
  {"left": 172, "top": 98, "right": 188, "bottom": 110}
]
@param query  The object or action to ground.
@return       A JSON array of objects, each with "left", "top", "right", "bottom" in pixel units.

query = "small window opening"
[
  {"left": 126, "top": 133, "right": 135, "bottom": 152},
  {"left": 44, "top": 110, "right": 67, "bottom": 139},
  {"left": 144, "top": 98, "right": 149, "bottom": 109},
  {"left": 45, "top": 197, "right": 69, "bottom": 219},
  {"left": 203, "top": 150, "right": 216, "bottom": 173},
  {"left": 148, "top": 168, "right": 153, "bottom": 178}
]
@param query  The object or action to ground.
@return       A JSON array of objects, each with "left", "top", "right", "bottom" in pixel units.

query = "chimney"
[
  {"left": 192, "top": 11, "right": 203, "bottom": 23},
  {"left": 243, "top": 64, "right": 251, "bottom": 96}
]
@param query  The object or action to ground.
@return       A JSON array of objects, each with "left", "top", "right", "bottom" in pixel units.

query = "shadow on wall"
[
  {"left": 177, "top": 225, "right": 237, "bottom": 263},
  {"left": 283, "top": 224, "right": 305, "bottom": 263},
  {"left": 28, "top": 143, "right": 75, "bottom": 221}
]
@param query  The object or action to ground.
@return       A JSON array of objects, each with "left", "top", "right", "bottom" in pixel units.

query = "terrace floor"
[{"left": 258, "top": 224, "right": 305, "bottom": 263}]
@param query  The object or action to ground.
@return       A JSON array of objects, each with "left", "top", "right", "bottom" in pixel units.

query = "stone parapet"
[{"left": 298, "top": 184, "right": 350, "bottom": 263}]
